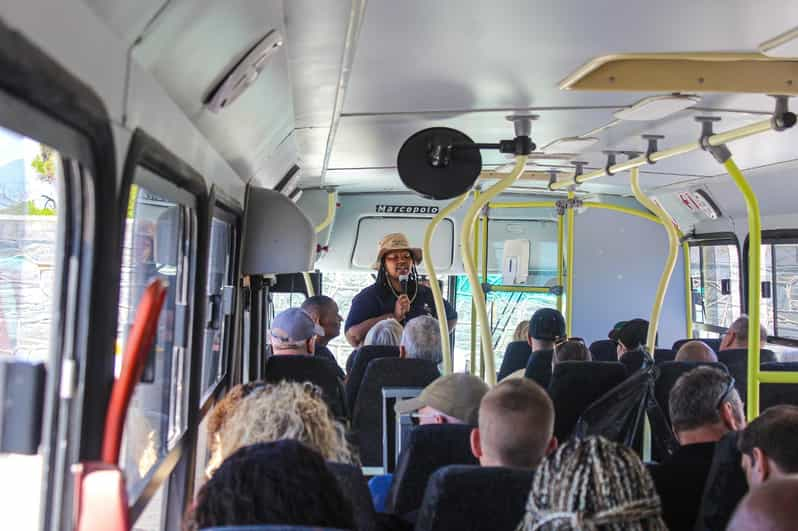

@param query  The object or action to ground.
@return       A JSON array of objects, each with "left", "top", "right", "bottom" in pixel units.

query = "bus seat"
[
  {"left": 263, "top": 356, "right": 347, "bottom": 419},
  {"left": 588, "top": 339, "right": 618, "bottom": 363},
  {"left": 327, "top": 462, "right": 378, "bottom": 531},
  {"left": 415, "top": 465, "right": 534, "bottom": 531},
  {"left": 694, "top": 430, "right": 748, "bottom": 531},
  {"left": 386, "top": 424, "right": 477, "bottom": 516},
  {"left": 654, "top": 348, "right": 676, "bottom": 365},
  {"left": 717, "top": 348, "right": 777, "bottom": 404},
  {"left": 672, "top": 338, "right": 721, "bottom": 353},
  {"left": 761, "top": 361, "right": 798, "bottom": 411},
  {"left": 351, "top": 358, "right": 439, "bottom": 469},
  {"left": 548, "top": 361, "right": 627, "bottom": 442},
  {"left": 497, "top": 340, "right": 531, "bottom": 380},
  {"left": 654, "top": 361, "right": 728, "bottom": 427},
  {"left": 345, "top": 345, "right": 400, "bottom": 411},
  {"left": 201, "top": 527, "right": 350, "bottom": 530}
]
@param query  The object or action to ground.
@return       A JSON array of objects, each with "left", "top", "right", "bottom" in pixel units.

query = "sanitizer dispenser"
[{"left": 502, "top": 239, "right": 530, "bottom": 285}]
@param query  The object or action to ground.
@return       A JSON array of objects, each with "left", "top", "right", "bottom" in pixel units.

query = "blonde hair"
[
  {"left": 513, "top": 320, "right": 530, "bottom": 342},
  {"left": 519, "top": 436, "right": 667, "bottom": 531},
  {"left": 207, "top": 382, "right": 356, "bottom": 476}
]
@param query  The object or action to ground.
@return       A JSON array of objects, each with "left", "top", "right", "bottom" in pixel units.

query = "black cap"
[
  {"left": 616, "top": 318, "right": 650, "bottom": 350},
  {"left": 608, "top": 321, "right": 627, "bottom": 341},
  {"left": 528, "top": 308, "right": 566, "bottom": 340}
]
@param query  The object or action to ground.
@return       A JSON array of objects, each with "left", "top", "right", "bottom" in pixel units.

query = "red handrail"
[{"left": 101, "top": 279, "right": 167, "bottom": 465}]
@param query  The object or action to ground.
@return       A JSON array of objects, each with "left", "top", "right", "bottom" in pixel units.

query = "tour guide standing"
[{"left": 345, "top": 233, "right": 457, "bottom": 347}]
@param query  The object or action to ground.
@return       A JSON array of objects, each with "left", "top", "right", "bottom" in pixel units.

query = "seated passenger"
[
  {"left": 208, "top": 381, "right": 355, "bottom": 475},
  {"left": 513, "top": 320, "right": 530, "bottom": 342},
  {"left": 726, "top": 477, "right": 798, "bottom": 531},
  {"left": 720, "top": 314, "right": 768, "bottom": 352},
  {"left": 269, "top": 307, "right": 324, "bottom": 357},
  {"left": 470, "top": 378, "right": 557, "bottom": 469},
  {"left": 518, "top": 436, "right": 667, "bottom": 530},
  {"left": 616, "top": 318, "right": 654, "bottom": 374},
  {"left": 400, "top": 314, "right": 443, "bottom": 364},
  {"left": 364, "top": 317, "right": 403, "bottom": 347},
  {"left": 522, "top": 308, "right": 566, "bottom": 389},
  {"left": 675, "top": 340, "right": 718, "bottom": 363},
  {"left": 738, "top": 404, "right": 798, "bottom": 486},
  {"left": 553, "top": 337, "right": 591, "bottom": 366},
  {"left": 301, "top": 295, "right": 343, "bottom": 366},
  {"left": 185, "top": 440, "right": 355, "bottom": 530},
  {"left": 205, "top": 382, "right": 263, "bottom": 477},
  {"left": 608, "top": 320, "right": 627, "bottom": 341},
  {"left": 650, "top": 366, "right": 746, "bottom": 531}
]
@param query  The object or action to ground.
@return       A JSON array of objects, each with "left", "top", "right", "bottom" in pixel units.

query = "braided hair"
[
  {"left": 518, "top": 436, "right": 667, "bottom": 531},
  {"left": 376, "top": 257, "right": 419, "bottom": 302}
]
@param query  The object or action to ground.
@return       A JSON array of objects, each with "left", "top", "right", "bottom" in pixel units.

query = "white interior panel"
[{"left": 351, "top": 216, "right": 455, "bottom": 271}]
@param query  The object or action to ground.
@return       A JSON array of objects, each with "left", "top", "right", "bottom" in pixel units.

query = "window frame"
[
  {"left": 118, "top": 129, "right": 209, "bottom": 528},
  {"left": 686, "top": 232, "right": 742, "bottom": 338},
  {"left": 743, "top": 229, "right": 798, "bottom": 347},
  {"left": 0, "top": 19, "right": 118, "bottom": 531}
]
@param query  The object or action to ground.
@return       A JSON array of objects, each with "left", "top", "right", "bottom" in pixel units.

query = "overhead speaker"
[{"left": 397, "top": 127, "right": 482, "bottom": 200}]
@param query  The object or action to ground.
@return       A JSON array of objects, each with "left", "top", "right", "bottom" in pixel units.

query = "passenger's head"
[
  {"left": 373, "top": 232, "right": 422, "bottom": 280},
  {"left": 527, "top": 308, "right": 565, "bottom": 351},
  {"left": 364, "top": 318, "right": 403, "bottom": 347},
  {"left": 737, "top": 404, "right": 798, "bottom": 487},
  {"left": 209, "top": 382, "right": 354, "bottom": 475},
  {"left": 269, "top": 308, "right": 323, "bottom": 355},
  {"left": 395, "top": 373, "right": 489, "bottom": 425},
  {"left": 519, "top": 436, "right": 667, "bottom": 531},
  {"left": 669, "top": 366, "right": 745, "bottom": 445},
  {"left": 675, "top": 340, "right": 718, "bottom": 363},
  {"left": 608, "top": 320, "right": 627, "bottom": 341},
  {"left": 721, "top": 314, "right": 768, "bottom": 350},
  {"left": 513, "top": 320, "right": 530, "bottom": 342},
  {"left": 206, "top": 382, "right": 262, "bottom": 464},
  {"left": 185, "top": 440, "right": 355, "bottom": 531},
  {"left": 301, "top": 296, "right": 341, "bottom": 347},
  {"left": 400, "top": 315, "right": 442, "bottom": 363},
  {"left": 615, "top": 318, "right": 650, "bottom": 356},
  {"left": 553, "top": 338, "right": 591, "bottom": 365},
  {"left": 471, "top": 378, "right": 556, "bottom": 469},
  {"left": 726, "top": 476, "right": 798, "bottom": 531}
]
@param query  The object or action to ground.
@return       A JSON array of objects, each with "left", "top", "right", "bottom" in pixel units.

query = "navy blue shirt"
[{"left": 344, "top": 282, "right": 457, "bottom": 333}]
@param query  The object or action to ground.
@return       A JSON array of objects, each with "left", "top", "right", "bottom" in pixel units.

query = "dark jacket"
[
  {"left": 649, "top": 441, "right": 717, "bottom": 531},
  {"left": 524, "top": 349, "right": 554, "bottom": 389},
  {"left": 315, "top": 344, "right": 344, "bottom": 380},
  {"left": 497, "top": 341, "right": 532, "bottom": 380},
  {"left": 619, "top": 349, "right": 652, "bottom": 376}
]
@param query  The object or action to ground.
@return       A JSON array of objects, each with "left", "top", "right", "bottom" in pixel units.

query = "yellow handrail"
[
  {"left": 581, "top": 202, "right": 659, "bottom": 224},
  {"left": 489, "top": 201, "right": 558, "bottom": 209},
  {"left": 423, "top": 192, "right": 468, "bottom": 375},
  {"left": 557, "top": 208, "right": 565, "bottom": 314},
  {"left": 314, "top": 191, "right": 336, "bottom": 233},
  {"left": 683, "top": 241, "right": 694, "bottom": 338},
  {"left": 629, "top": 167, "right": 680, "bottom": 353},
  {"left": 302, "top": 272, "right": 316, "bottom": 297},
  {"left": 723, "top": 157, "right": 762, "bottom": 420},
  {"left": 461, "top": 156, "right": 528, "bottom": 385},
  {"left": 565, "top": 190, "right": 575, "bottom": 336}
]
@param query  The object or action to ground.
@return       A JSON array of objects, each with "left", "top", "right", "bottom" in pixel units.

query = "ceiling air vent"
[{"left": 204, "top": 30, "right": 283, "bottom": 113}]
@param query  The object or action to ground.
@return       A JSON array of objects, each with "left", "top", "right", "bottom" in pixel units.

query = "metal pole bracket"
[
  {"left": 642, "top": 134, "right": 665, "bottom": 165},
  {"left": 696, "top": 116, "right": 731, "bottom": 164}
]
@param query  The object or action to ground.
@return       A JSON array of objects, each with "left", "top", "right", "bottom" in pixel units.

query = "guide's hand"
[{"left": 394, "top": 294, "right": 411, "bottom": 321}]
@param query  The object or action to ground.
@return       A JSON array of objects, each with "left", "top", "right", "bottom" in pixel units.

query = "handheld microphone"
[{"left": 399, "top": 274, "right": 409, "bottom": 294}]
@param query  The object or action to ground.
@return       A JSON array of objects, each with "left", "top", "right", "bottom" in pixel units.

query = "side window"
[
  {"left": 758, "top": 238, "right": 798, "bottom": 340},
  {"left": 688, "top": 239, "right": 741, "bottom": 337},
  {"left": 116, "top": 167, "right": 197, "bottom": 503}
]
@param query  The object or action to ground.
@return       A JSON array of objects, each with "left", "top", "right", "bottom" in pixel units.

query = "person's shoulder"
[{"left": 352, "top": 282, "right": 380, "bottom": 301}]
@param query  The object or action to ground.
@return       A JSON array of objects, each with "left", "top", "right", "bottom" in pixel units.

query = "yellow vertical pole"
[
  {"left": 565, "top": 190, "right": 575, "bottom": 336},
  {"left": 683, "top": 242, "right": 694, "bottom": 338},
  {"left": 480, "top": 208, "right": 489, "bottom": 380},
  {"left": 629, "top": 168, "right": 680, "bottom": 353},
  {"left": 557, "top": 208, "right": 565, "bottom": 314},
  {"left": 723, "top": 157, "right": 762, "bottom": 420},
  {"left": 470, "top": 190, "right": 480, "bottom": 375}
]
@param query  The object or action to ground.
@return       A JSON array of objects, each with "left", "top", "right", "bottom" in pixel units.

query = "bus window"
[
  {"left": 758, "top": 239, "right": 798, "bottom": 340},
  {"left": 116, "top": 169, "right": 196, "bottom": 501},
  {"left": 688, "top": 239, "right": 741, "bottom": 338},
  {"left": 0, "top": 126, "right": 63, "bottom": 531}
]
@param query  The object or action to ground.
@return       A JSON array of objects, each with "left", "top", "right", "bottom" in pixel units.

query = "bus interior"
[{"left": 2, "top": 1, "right": 798, "bottom": 530}]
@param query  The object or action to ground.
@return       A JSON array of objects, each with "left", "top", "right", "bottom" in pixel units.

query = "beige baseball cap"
[{"left": 395, "top": 373, "right": 490, "bottom": 425}]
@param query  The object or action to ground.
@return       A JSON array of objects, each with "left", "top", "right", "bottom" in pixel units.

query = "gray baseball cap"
[{"left": 270, "top": 308, "right": 325, "bottom": 349}]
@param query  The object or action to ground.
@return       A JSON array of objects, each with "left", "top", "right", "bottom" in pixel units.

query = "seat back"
[
  {"left": 548, "top": 361, "right": 627, "bottom": 442},
  {"left": 653, "top": 361, "right": 727, "bottom": 426},
  {"left": 345, "top": 345, "right": 400, "bottom": 411},
  {"left": 263, "top": 356, "right": 347, "bottom": 418},
  {"left": 717, "top": 348, "right": 777, "bottom": 404},
  {"left": 415, "top": 465, "right": 535, "bottom": 531},
  {"left": 694, "top": 431, "right": 748, "bottom": 531},
  {"left": 497, "top": 340, "right": 531, "bottom": 380},
  {"left": 588, "top": 339, "right": 618, "bottom": 362},
  {"left": 761, "top": 362, "right": 798, "bottom": 411},
  {"left": 326, "top": 462, "right": 377, "bottom": 531},
  {"left": 654, "top": 348, "right": 675, "bottom": 365},
  {"left": 351, "top": 358, "right": 439, "bottom": 468},
  {"left": 201, "top": 527, "right": 349, "bottom": 531},
  {"left": 385, "top": 424, "right": 477, "bottom": 516},
  {"left": 672, "top": 337, "right": 721, "bottom": 353}
]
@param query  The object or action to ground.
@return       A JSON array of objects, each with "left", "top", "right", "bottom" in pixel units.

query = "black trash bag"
[
  {"left": 693, "top": 431, "right": 748, "bottom": 531},
  {"left": 574, "top": 363, "right": 679, "bottom": 459}
]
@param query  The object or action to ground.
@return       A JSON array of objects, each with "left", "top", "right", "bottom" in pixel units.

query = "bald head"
[
  {"left": 471, "top": 378, "right": 555, "bottom": 469},
  {"left": 675, "top": 340, "right": 718, "bottom": 363},
  {"left": 727, "top": 477, "right": 798, "bottom": 531},
  {"left": 722, "top": 315, "right": 768, "bottom": 350}
]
